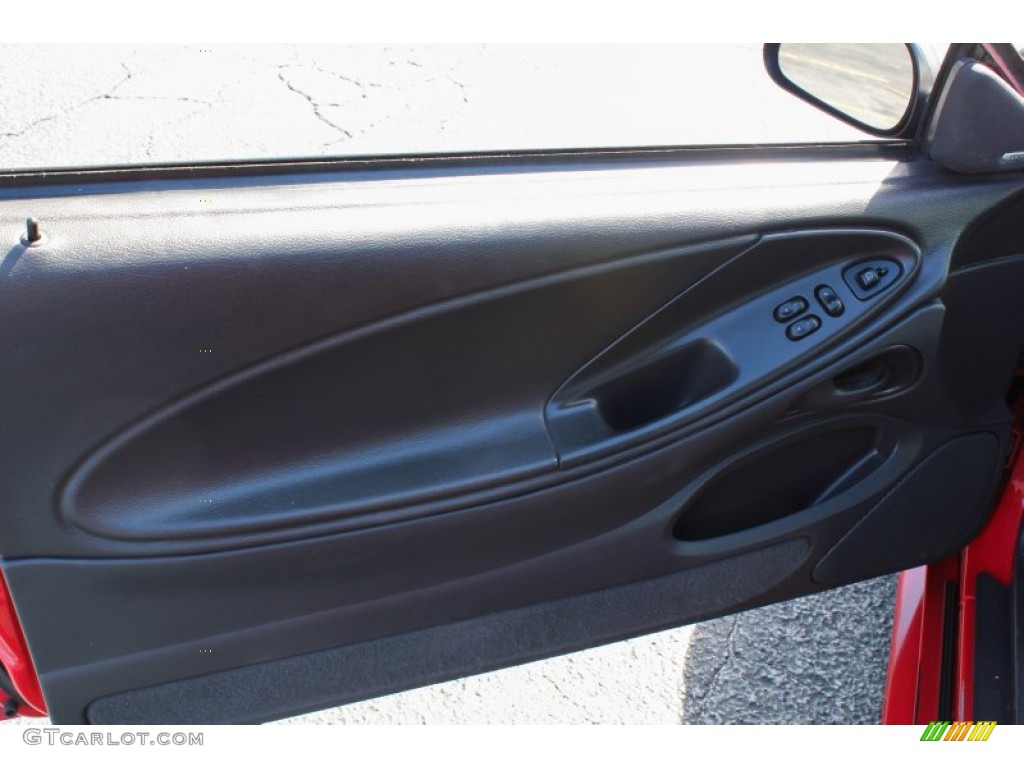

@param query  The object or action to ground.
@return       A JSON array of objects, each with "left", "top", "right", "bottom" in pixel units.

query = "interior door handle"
[
  {"left": 797, "top": 346, "right": 922, "bottom": 412},
  {"left": 833, "top": 359, "right": 893, "bottom": 397}
]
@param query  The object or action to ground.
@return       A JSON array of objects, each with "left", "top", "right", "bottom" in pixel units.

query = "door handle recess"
[
  {"left": 571, "top": 339, "right": 738, "bottom": 433},
  {"left": 797, "top": 346, "right": 922, "bottom": 411}
]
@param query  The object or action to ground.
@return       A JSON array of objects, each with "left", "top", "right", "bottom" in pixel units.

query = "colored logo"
[{"left": 920, "top": 721, "right": 996, "bottom": 741}]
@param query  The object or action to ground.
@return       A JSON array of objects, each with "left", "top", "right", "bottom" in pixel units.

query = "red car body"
[{"left": 884, "top": 388, "right": 1024, "bottom": 724}]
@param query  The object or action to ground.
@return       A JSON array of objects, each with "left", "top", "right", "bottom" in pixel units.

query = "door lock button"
[
  {"left": 773, "top": 296, "right": 808, "bottom": 323},
  {"left": 786, "top": 314, "right": 821, "bottom": 341},
  {"left": 814, "top": 284, "right": 844, "bottom": 317}
]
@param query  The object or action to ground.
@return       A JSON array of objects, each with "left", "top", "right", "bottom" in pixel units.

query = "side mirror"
[{"left": 763, "top": 44, "right": 921, "bottom": 136}]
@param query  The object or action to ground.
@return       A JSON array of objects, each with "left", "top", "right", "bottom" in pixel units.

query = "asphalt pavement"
[{"left": 0, "top": 44, "right": 894, "bottom": 725}]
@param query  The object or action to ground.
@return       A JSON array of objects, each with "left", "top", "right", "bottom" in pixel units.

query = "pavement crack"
[
  {"left": 0, "top": 56, "right": 141, "bottom": 145},
  {"left": 99, "top": 95, "right": 212, "bottom": 106},
  {"left": 277, "top": 68, "right": 354, "bottom": 144},
  {"left": 546, "top": 673, "right": 575, "bottom": 703},
  {"left": 683, "top": 617, "right": 740, "bottom": 723},
  {"left": 446, "top": 72, "right": 470, "bottom": 105},
  {"left": 297, "top": 62, "right": 370, "bottom": 97}
]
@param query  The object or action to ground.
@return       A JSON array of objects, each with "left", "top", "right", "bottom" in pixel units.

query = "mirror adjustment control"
[
  {"left": 814, "top": 284, "right": 844, "bottom": 317},
  {"left": 842, "top": 258, "right": 902, "bottom": 300},
  {"left": 773, "top": 296, "right": 808, "bottom": 323},
  {"left": 786, "top": 314, "right": 821, "bottom": 341},
  {"left": 857, "top": 268, "right": 881, "bottom": 289}
]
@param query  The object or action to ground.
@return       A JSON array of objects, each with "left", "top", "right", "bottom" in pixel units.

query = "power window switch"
[
  {"left": 815, "top": 285, "right": 845, "bottom": 317},
  {"left": 774, "top": 296, "right": 808, "bottom": 323},
  {"left": 786, "top": 315, "right": 821, "bottom": 341}
]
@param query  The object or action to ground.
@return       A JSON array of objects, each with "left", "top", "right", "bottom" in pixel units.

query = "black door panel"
[{"left": 2, "top": 153, "right": 1023, "bottom": 723}]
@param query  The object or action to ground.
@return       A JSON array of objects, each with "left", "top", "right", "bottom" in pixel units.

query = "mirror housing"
[{"left": 764, "top": 43, "right": 935, "bottom": 139}]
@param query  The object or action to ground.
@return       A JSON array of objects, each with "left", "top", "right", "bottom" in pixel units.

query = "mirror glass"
[{"left": 778, "top": 44, "right": 915, "bottom": 132}]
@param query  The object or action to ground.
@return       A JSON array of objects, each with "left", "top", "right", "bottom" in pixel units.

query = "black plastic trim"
[
  {"left": 975, "top": 573, "right": 1015, "bottom": 722},
  {"left": 0, "top": 142, "right": 916, "bottom": 194},
  {"left": 85, "top": 538, "right": 811, "bottom": 724},
  {"left": 546, "top": 229, "right": 920, "bottom": 467}
]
